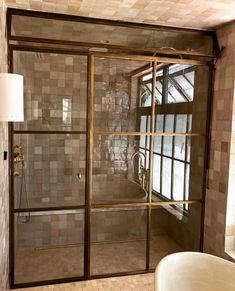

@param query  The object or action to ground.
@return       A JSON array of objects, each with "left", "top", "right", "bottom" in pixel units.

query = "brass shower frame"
[{"left": 7, "top": 8, "right": 215, "bottom": 289}]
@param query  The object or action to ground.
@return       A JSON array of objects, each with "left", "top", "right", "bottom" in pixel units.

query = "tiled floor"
[
  {"left": 14, "top": 273, "right": 155, "bottom": 291},
  {"left": 15, "top": 235, "right": 181, "bottom": 284}
]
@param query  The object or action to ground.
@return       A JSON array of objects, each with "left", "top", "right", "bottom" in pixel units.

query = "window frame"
[{"left": 138, "top": 64, "right": 196, "bottom": 212}]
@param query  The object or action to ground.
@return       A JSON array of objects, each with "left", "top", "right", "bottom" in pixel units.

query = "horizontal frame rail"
[
  {"left": 93, "top": 131, "right": 205, "bottom": 137},
  {"left": 13, "top": 200, "right": 201, "bottom": 212},
  {"left": 9, "top": 35, "right": 215, "bottom": 59}
]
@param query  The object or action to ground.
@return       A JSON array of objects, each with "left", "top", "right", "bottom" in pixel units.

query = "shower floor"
[{"left": 15, "top": 234, "right": 182, "bottom": 284}]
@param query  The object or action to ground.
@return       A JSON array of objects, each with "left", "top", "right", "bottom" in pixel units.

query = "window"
[{"left": 138, "top": 64, "right": 195, "bottom": 211}]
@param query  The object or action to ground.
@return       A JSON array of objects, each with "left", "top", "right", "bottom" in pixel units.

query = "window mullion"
[{"left": 171, "top": 115, "right": 176, "bottom": 201}]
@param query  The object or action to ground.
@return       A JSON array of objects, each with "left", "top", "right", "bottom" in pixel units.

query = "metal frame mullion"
[
  {"left": 170, "top": 115, "right": 176, "bottom": 201},
  {"left": 146, "top": 60, "right": 157, "bottom": 271},
  {"left": 183, "top": 114, "right": 190, "bottom": 210},
  {"left": 160, "top": 67, "right": 167, "bottom": 197},
  {"left": 84, "top": 54, "right": 94, "bottom": 279}
]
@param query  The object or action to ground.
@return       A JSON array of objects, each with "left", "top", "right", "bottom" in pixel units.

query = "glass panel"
[
  {"left": 154, "top": 136, "right": 161, "bottom": 154},
  {"left": 175, "top": 114, "right": 187, "bottom": 133},
  {"left": 154, "top": 115, "right": 163, "bottom": 154},
  {"left": 13, "top": 51, "right": 87, "bottom": 131},
  {"left": 173, "top": 161, "right": 185, "bottom": 200},
  {"left": 139, "top": 116, "right": 146, "bottom": 148},
  {"left": 163, "top": 136, "right": 173, "bottom": 157},
  {"left": 150, "top": 203, "right": 201, "bottom": 269},
  {"left": 167, "top": 83, "right": 186, "bottom": 103},
  {"left": 156, "top": 80, "right": 163, "bottom": 104},
  {"left": 174, "top": 136, "right": 186, "bottom": 160},
  {"left": 14, "top": 134, "right": 86, "bottom": 208},
  {"left": 14, "top": 209, "right": 85, "bottom": 283},
  {"left": 12, "top": 15, "right": 213, "bottom": 54},
  {"left": 174, "top": 75, "right": 194, "bottom": 101},
  {"left": 92, "top": 135, "right": 148, "bottom": 204},
  {"left": 152, "top": 136, "right": 205, "bottom": 202},
  {"left": 162, "top": 157, "right": 172, "bottom": 199},
  {"left": 146, "top": 116, "right": 151, "bottom": 150},
  {"left": 186, "top": 164, "right": 190, "bottom": 201},
  {"left": 155, "top": 115, "right": 164, "bottom": 133},
  {"left": 165, "top": 115, "right": 174, "bottom": 132},
  {"left": 94, "top": 58, "right": 151, "bottom": 132},
  {"left": 153, "top": 154, "right": 161, "bottom": 193},
  {"left": 163, "top": 115, "right": 174, "bottom": 157},
  {"left": 91, "top": 207, "right": 147, "bottom": 275},
  {"left": 140, "top": 116, "right": 147, "bottom": 133}
]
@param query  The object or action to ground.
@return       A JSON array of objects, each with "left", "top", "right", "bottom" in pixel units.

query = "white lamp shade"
[{"left": 0, "top": 73, "right": 24, "bottom": 121}]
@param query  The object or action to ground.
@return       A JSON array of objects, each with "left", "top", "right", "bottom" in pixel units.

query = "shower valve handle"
[{"left": 77, "top": 172, "right": 82, "bottom": 180}]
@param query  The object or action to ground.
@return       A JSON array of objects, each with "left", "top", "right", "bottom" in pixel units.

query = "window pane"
[
  {"left": 146, "top": 116, "right": 151, "bottom": 150},
  {"left": 174, "top": 75, "right": 194, "bottom": 101},
  {"left": 173, "top": 161, "right": 185, "bottom": 200},
  {"left": 154, "top": 136, "right": 161, "bottom": 154},
  {"left": 186, "top": 164, "right": 190, "bottom": 201},
  {"left": 139, "top": 116, "right": 146, "bottom": 148},
  {"left": 162, "top": 157, "right": 172, "bottom": 199},
  {"left": 185, "top": 71, "right": 195, "bottom": 85},
  {"left": 155, "top": 115, "right": 164, "bottom": 132},
  {"left": 143, "top": 73, "right": 152, "bottom": 81},
  {"left": 175, "top": 115, "right": 187, "bottom": 133},
  {"left": 140, "top": 83, "right": 152, "bottom": 107},
  {"left": 146, "top": 150, "right": 150, "bottom": 169},
  {"left": 174, "top": 136, "right": 186, "bottom": 160},
  {"left": 140, "top": 116, "right": 147, "bottom": 132},
  {"left": 153, "top": 154, "right": 161, "bottom": 193},
  {"left": 187, "top": 137, "right": 191, "bottom": 162},
  {"left": 163, "top": 136, "right": 173, "bottom": 157},
  {"left": 167, "top": 83, "right": 186, "bottom": 103},
  {"left": 165, "top": 115, "right": 174, "bottom": 132},
  {"left": 156, "top": 80, "right": 163, "bottom": 104},
  {"left": 188, "top": 115, "right": 192, "bottom": 133}
]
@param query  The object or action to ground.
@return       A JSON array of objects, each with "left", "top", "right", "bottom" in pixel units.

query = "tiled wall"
[
  {"left": 204, "top": 20, "right": 235, "bottom": 261},
  {"left": 0, "top": 0, "right": 9, "bottom": 289}
]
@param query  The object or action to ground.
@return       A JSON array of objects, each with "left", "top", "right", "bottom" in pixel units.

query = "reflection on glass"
[
  {"left": 153, "top": 155, "right": 161, "bottom": 193},
  {"left": 173, "top": 161, "right": 185, "bottom": 200},
  {"left": 162, "top": 157, "right": 172, "bottom": 199},
  {"left": 62, "top": 98, "right": 72, "bottom": 126}
]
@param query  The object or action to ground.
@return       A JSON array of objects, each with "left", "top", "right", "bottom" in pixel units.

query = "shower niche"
[{"left": 8, "top": 8, "right": 214, "bottom": 288}]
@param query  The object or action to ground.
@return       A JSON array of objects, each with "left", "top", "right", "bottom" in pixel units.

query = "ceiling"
[{"left": 5, "top": 0, "right": 235, "bottom": 30}]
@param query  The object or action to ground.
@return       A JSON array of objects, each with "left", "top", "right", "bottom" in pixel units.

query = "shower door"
[{"left": 11, "top": 50, "right": 88, "bottom": 284}]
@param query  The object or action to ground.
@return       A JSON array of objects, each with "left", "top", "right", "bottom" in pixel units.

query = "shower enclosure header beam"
[{"left": 7, "top": 8, "right": 214, "bottom": 35}]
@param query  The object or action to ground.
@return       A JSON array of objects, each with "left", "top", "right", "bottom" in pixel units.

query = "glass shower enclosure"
[{"left": 7, "top": 8, "right": 214, "bottom": 288}]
